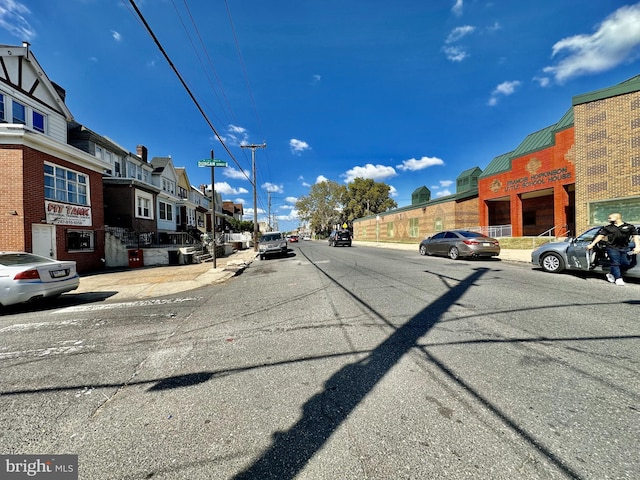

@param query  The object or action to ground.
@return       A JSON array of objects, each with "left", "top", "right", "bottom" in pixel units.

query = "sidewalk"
[
  {"left": 73, "top": 248, "right": 258, "bottom": 301},
  {"left": 72, "top": 242, "right": 532, "bottom": 302},
  {"left": 354, "top": 240, "right": 533, "bottom": 264}
]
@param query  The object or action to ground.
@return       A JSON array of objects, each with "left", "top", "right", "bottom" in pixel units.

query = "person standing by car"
[{"left": 586, "top": 213, "right": 640, "bottom": 286}]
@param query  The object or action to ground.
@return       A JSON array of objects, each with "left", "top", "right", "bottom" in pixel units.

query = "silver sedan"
[
  {"left": 0, "top": 252, "right": 80, "bottom": 307},
  {"left": 419, "top": 230, "right": 501, "bottom": 260},
  {"left": 531, "top": 226, "right": 640, "bottom": 278}
]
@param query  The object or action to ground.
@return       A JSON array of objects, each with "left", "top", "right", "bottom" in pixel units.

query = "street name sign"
[{"left": 198, "top": 159, "right": 227, "bottom": 167}]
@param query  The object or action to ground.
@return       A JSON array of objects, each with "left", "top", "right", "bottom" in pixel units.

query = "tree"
[
  {"left": 296, "top": 180, "right": 344, "bottom": 236},
  {"left": 341, "top": 177, "right": 397, "bottom": 223}
]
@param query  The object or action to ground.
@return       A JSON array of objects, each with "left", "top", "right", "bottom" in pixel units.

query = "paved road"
[{"left": 1, "top": 241, "right": 638, "bottom": 479}]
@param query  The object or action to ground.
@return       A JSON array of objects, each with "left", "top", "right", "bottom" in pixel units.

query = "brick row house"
[
  {"left": 0, "top": 43, "right": 237, "bottom": 272},
  {"left": 0, "top": 43, "right": 109, "bottom": 272}
]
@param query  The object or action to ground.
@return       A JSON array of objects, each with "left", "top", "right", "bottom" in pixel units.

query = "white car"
[{"left": 0, "top": 252, "right": 80, "bottom": 307}]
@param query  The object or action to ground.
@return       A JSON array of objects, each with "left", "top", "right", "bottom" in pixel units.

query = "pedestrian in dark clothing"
[{"left": 587, "top": 213, "right": 640, "bottom": 286}]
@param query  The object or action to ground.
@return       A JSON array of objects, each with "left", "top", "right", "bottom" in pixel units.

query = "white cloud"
[
  {"left": 277, "top": 209, "right": 300, "bottom": 222},
  {"left": 396, "top": 156, "right": 445, "bottom": 172},
  {"left": 439, "top": 180, "right": 454, "bottom": 187},
  {"left": 452, "top": 0, "right": 463, "bottom": 17},
  {"left": 290, "top": 138, "right": 310, "bottom": 155},
  {"left": 446, "top": 25, "right": 475, "bottom": 44},
  {"left": 111, "top": 30, "right": 121, "bottom": 41},
  {"left": 285, "top": 196, "right": 298, "bottom": 203},
  {"left": 316, "top": 175, "right": 329, "bottom": 183},
  {"left": 223, "top": 124, "right": 249, "bottom": 146},
  {"left": 533, "top": 76, "right": 551, "bottom": 88},
  {"left": 223, "top": 167, "right": 250, "bottom": 180},
  {"left": 0, "top": 0, "right": 35, "bottom": 40},
  {"left": 443, "top": 45, "right": 469, "bottom": 62},
  {"left": 342, "top": 164, "right": 396, "bottom": 183},
  {"left": 388, "top": 185, "right": 398, "bottom": 197},
  {"left": 436, "top": 189, "right": 452, "bottom": 198},
  {"left": 262, "top": 182, "right": 284, "bottom": 193},
  {"left": 214, "top": 182, "right": 249, "bottom": 195},
  {"left": 488, "top": 80, "right": 521, "bottom": 106},
  {"left": 311, "top": 74, "right": 321, "bottom": 85},
  {"left": 543, "top": 3, "right": 640, "bottom": 84},
  {"left": 234, "top": 198, "right": 245, "bottom": 204}
]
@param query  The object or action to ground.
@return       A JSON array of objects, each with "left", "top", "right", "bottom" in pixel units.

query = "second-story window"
[
  {"left": 32, "top": 110, "right": 45, "bottom": 133},
  {"left": 0, "top": 94, "right": 5, "bottom": 121},
  {"left": 12, "top": 100, "right": 26, "bottom": 124},
  {"left": 44, "top": 163, "right": 89, "bottom": 205}
]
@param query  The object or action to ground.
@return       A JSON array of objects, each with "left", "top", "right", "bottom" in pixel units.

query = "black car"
[{"left": 328, "top": 230, "right": 352, "bottom": 247}]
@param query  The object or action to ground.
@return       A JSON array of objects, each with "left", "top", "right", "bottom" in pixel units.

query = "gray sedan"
[
  {"left": 0, "top": 252, "right": 80, "bottom": 306},
  {"left": 531, "top": 226, "right": 640, "bottom": 278},
  {"left": 419, "top": 230, "right": 501, "bottom": 259}
]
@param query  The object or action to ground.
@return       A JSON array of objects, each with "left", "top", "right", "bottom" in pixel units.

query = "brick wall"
[
  {"left": 0, "top": 145, "right": 105, "bottom": 272},
  {"left": 574, "top": 91, "right": 640, "bottom": 232},
  {"left": 353, "top": 197, "right": 479, "bottom": 243}
]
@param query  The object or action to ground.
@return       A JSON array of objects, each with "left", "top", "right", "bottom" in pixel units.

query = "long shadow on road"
[{"left": 234, "top": 267, "right": 492, "bottom": 479}]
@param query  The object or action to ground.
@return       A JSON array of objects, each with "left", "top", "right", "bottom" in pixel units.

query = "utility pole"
[
  {"left": 267, "top": 192, "right": 272, "bottom": 231},
  {"left": 240, "top": 143, "right": 266, "bottom": 251}
]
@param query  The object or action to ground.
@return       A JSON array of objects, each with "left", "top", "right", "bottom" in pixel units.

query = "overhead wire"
[{"left": 125, "top": 0, "right": 253, "bottom": 188}]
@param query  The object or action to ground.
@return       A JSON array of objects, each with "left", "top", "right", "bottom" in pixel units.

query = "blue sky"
[{"left": 3, "top": 1, "right": 640, "bottom": 232}]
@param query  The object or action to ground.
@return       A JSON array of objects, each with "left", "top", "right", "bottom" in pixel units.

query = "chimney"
[{"left": 136, "top": 145, "right": 148, "bottom": 163}]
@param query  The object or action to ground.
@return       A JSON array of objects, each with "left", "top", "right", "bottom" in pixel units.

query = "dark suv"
[{"left": 328, "top": 230, "right": 352, "bottom": 247}]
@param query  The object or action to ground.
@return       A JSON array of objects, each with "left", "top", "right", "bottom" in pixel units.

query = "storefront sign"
[{"left": 45, "top": 200, "right": 92, "bottom": 226}]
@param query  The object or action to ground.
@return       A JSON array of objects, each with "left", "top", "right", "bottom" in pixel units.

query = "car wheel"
[
  {"left": 419, "top": 244, "right": 427, "bottom": 256},
  {"left": 260, "top": 254, "right": 264, "bottom": 260},
  {"left": 541, "top": 253, "right": 565, "bottom": 273},
  {"left": 448, "top": 246, "right": 460, "bottom": 260}
]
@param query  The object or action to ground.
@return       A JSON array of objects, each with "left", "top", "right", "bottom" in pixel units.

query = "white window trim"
[{"left": 135, "top": 189, "right": 154, "bottom": 219}]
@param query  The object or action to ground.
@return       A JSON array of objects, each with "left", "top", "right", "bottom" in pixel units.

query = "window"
[
  {"left": 12, "top": 100, "right": 26, "bottom": 124},
  {"left": 386, "top": 221, "right": 394, "bottom": 238},
  {"left": 44, "top": 163, "right": 89, "bottom": 205},
  {"left": 32, "top": 110, "right": 45, "bottom": 133},
  {"left": 409, "top": 218, "right": 419, "bottom": 237},
  {"left": 0, "top": 94, "right": 4, "bottom": 121},
  {"left": 95, "top": 145, "right": 103, "bottom": 160},
  {"left": 159, "top": 201, "right": 173, "bottom": 221},
  {"left": 136, "top": 193, "right": 152, "bottom": 219},
  {"left": 67, "top": 230, "right": 94, "bottom": 252}
]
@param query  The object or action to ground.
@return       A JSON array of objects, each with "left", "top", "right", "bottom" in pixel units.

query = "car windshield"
[
  {"left": 261, "top": 233, "right": 282, "bottom": 242},
  {"left": 0, "top": 253, "right": 51, "bottom": 266}
]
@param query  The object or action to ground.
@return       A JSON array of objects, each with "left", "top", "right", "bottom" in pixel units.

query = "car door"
[
  {"left": 565, "top": 227, "right": 601, "bottom": 271},
  {"left": 429, "top": 232, "right": 447, "bottom": 256}
]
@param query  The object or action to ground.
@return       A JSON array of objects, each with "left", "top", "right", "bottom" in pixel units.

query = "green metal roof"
[
  {"left": 478, "top": 151, "right": 513, "bottom": 178},
  {"left": 478, "top": 107, "right": 574, "bottom": 179},
  {"left": 573, "top": 74, "right": 640, "bottom": 105}
]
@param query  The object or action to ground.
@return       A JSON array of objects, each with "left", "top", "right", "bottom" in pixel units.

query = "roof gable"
[{"left": 0, "top": 43, "right": 73, "bottom": 121}]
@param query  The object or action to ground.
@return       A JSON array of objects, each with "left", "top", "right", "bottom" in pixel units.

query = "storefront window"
[{"left": 67, "top": 230, "right": 94, "bottom": 252}]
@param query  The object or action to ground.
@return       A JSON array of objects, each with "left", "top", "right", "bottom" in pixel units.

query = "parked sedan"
[
  {"left": 531, "top": 226, "right": 640, "bottom": 278},
  {"left": 419, "top": 230, "right": 500, "bottom": 259},
  {"left": 0, "top": 252, "right": 79, "bottom": 307}
]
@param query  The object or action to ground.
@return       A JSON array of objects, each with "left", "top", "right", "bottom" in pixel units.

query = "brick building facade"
[{"left": 353, "top": 75, "right": 640, "bottom": 243}]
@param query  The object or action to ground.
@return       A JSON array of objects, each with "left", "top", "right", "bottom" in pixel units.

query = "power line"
[{"left": 127, "top": 0, "right": 253, "bottom": 187}]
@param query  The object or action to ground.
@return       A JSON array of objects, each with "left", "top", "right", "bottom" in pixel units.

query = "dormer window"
[{"left": 0, "top": 95, "right": 5, "bottom": 121}]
